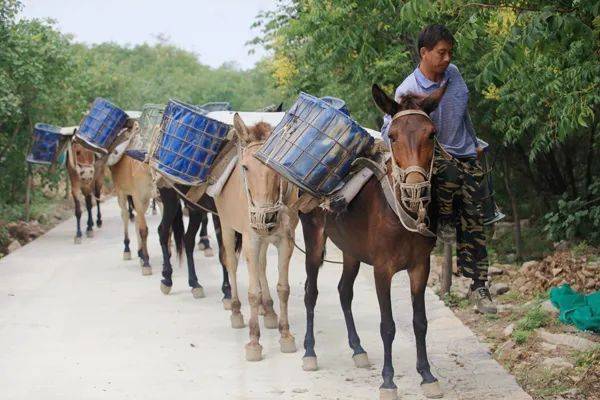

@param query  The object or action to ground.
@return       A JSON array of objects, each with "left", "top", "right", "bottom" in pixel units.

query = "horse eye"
[
  {"left": 242, "top": 165, "right": 248, "bottom": 171},
  {"left": 429, "top": 131, "right": 436, "bottom": 140}
]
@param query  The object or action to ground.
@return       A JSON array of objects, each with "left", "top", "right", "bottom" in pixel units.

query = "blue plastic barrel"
[
  {"left": 150, "top": 99, "right": 230, "bottom": 185},
  {"left": 76, "top": 98, "right": 128, "bottom": 153},
  {"left": 255, "top": 92, "right": 373, "bottom": 197},
  {"left": 27, "top": 123, "right": 64, "bottom": 165}
]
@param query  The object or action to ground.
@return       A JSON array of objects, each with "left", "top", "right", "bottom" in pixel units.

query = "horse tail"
[{"left": 172, "top": 204, "right": 185, "bottom": 263}]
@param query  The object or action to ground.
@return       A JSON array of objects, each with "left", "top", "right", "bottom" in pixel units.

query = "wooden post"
[
  {"left": 24, "top": 164, "right": 33, "bottom": 222},
  {"left": 440, "top": 241, "right": 453, "bottom": 296}
]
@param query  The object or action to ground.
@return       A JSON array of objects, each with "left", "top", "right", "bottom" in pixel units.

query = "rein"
[
  {"left": 237, "top": 140, "right": 286, "bottom": 235},
  {"left": 386, "top": 109, "right": 436, "bottom": 238}
]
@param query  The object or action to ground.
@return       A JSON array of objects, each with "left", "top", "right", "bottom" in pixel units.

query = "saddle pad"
[
  {"left": 206, "top": 155, "right": 238, "bottom": 197},
  {"left": 126, "top": 149, "right": 147, "bottom": 163},
  {"left": 107, "top": 137, "right": 132, "bottom": 166},
  {"left": 59, "top": 126, "right": 78, "bottom": 136}
]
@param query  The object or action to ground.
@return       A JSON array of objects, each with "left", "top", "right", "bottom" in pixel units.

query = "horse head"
[
  {"left": 233, "top": 113, "right": 285, "bottom": 236},
  {"left": 372, "top": 83, "right": 447, "bottom": 220}
]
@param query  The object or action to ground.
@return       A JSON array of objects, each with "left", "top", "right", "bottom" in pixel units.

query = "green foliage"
[
  {"left": 516, "top": 305, "right": 552, "bottom": 331},
  {"left": 443, "top": 291, "right": 469, "bottom": 308},
  {"left": 574, "top": 346, "right": 600, "bottom": 368},
  {"left": 512, "top": 329, "right": 531, "bottom": 344},
  {"left": 543, "top": 179, "right": 600, "bottom": 244}
]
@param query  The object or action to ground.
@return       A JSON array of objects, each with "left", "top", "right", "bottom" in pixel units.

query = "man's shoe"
[{"left": 469, "top": 286, "right": 497, "bottom": 314}]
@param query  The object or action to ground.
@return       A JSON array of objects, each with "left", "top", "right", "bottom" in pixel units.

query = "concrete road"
[{"left": 0, "top": 198, "right": 531, "bottom": 400}]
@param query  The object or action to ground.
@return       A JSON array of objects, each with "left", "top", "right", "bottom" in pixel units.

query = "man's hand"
[{"left": 476, "top": 146, "right": 484, "bottom": 160}]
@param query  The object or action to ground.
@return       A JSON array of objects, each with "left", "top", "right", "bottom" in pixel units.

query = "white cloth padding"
[
  {"left": 336, "top": 167, "right": 374, "bottom": 205},
  {"left": 59, "top": 126, "right": 78, "bottom": 135},
  {"left": 206, "top": 155, "right": 238, "bottom": 197},
  {"left": 206, "top": 111, "right": 286, "bottom": 127},
  {"left": 106, "top": 138, "right": 132, "bottom": 166},
  {"left": 365, "top": 128, "right": 382, "bottom": 139}
]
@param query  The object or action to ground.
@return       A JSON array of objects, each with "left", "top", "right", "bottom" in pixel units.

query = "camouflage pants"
[{"left": 434, "top": 147, "right": 489, "bottom": 282}]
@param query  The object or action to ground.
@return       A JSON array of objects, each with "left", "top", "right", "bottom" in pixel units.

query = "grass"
[
  {"left": 574, "top": 346, "right": 600, "bottom": 369},
  {"left": 443, "top": 292, "right": 470, "bottom": 309},
  {"left": 511, "top": 305, "right": 552, "bottom": 345}
]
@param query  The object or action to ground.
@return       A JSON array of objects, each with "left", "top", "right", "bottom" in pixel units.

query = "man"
[{"left": 381, "top": 24, "right": 496, "bottom": 314}]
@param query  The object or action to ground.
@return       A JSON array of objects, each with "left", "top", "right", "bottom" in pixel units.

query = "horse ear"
[
  {"left": 276, "top": 102, "right": 283, "bottom": 112},
  {"left": 372, "top": 84, "right": 399, "bottom": 116},
  {"left": 233, "top": 113, "right": 250, "bottom": 143},
  {"left": 420, "top": 79, "right": 450, "bottom": 114}
]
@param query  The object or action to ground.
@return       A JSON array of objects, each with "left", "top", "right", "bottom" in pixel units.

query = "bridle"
[
  {"left": 238, "top": 140, "right": 285, "bottom": 235},
  {"left": 387, "top": 109, "right": 435, "bottom": 237}
]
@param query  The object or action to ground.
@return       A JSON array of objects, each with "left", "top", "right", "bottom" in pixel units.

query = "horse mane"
[
  {"left": 248, "top": 122, "right": 272, "bottom": 142},
  {"left": 397, "top": 91, "right": 424, "bottom": 111}
]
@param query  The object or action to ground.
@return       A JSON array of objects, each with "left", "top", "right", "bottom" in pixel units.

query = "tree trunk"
[
  {"left": 585, "top": 121, "right": 597, "bottom": 194},
  {"left": 503, "top": 156, "right": 522, "bottom": 261},
  {"left": 24, "top": 164, "right": 33, "bottom": 222},
  {"left": 440, "top": 242, "right": 453, "bottom": 296}
]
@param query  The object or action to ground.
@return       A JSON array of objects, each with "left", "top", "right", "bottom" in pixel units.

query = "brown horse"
[
  {"left": 66, "top": 140, "right": 106, "bottom": 243},
  {"left": 108, "top": 121, "right": 155, "bottom": 275},
  {"left": 299, "top": 84, "right": 446, "bottom": 400}
]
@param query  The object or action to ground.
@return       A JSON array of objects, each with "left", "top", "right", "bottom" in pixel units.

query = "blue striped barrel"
[
  {"left": 76, "top": 98, "right": 128, "bottom": 153},
  {"left": 255, "top": 92, "right": 373, "bottom": 197},
  {"left": 27, "top": 123, "right": 63, "bottom": 165},
  {"left": 149, "top": 99, "right": 230, "bottom": 185}
]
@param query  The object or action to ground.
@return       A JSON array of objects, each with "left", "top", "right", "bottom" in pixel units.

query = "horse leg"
[
  {"left": 117, "top": 194, "right": 131, "bottom": 260},
  {"left": 258, "top": 243, "right": 278, "bottom": 329},
  {"left": 84, "top": 193, "right": 94, "bottom": 237},
  {"left": 299, "top": 211, "right": 326, "bottom": 371},
  {"left": 374, "top": 268, "right": 398, "bottom": 400},
  {"left": 213, "top": 215, "right": 231, "bottom": 308},
  {"left": 158, "top": 188, "right": 178, "bottom": 294},
  {"left": 127, "top": 195, "right": 135, "bottom": 221},
  {"left": 94, "top": 180, "right": 102, "bottom": 227},
  {"left": 73, "top": 192, "right": 83, "bottom": 244},
  {"left": 151, "top": 198, "right": 157, "bottom": 215},
  {"left": 185, "top": 210, "right": 204, "bottom": 298},
  {"left": 408, "top": 259, "right": 443, "bottom": 399},
  {"left": 339, "top": 254, "right": 369, "bottom": 368},
  {"left": 244, "top": 238, "right": 263, "bottom": 361},
  {"left": 198, "top": 211, "right": 214, "bottom": 257},
  {"left": 134, "top": 196, "right": 152, "bottom": 276},
  {"left": 276, "top": 234, "right": 296, "bottom": 353},
  {"left": 222, "top": 227, "right": 243, "bottom": 328}
]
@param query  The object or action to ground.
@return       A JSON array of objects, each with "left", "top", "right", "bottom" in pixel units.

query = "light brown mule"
[
  {"left": 66, "top": 140, "right": 106, "bottom": 243},
  {"left": 109, "top": 121, "right": 155, "bottom": 275},
  {"left": 214, "top": 114, "right": 299, "bottom": 361}
]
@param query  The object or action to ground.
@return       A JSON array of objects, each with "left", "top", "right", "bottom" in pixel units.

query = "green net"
[
  {"left": 139, "top": 103, "right": 165, "bottom": 150},
  {"left": 550, "top": 284, "right": 600, "bottom": 333}
]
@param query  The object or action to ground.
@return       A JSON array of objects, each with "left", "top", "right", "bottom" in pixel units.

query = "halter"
[
  {"left": 387, "top": 109, "right": 435, "bottom": 237},
  {"left": 237, "top": 140, "right": 285, "bottom": 235}
]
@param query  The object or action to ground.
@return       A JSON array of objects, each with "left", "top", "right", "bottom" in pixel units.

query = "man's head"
[{"left": 418, "top": 24, "right": 455, "bottom": 75}]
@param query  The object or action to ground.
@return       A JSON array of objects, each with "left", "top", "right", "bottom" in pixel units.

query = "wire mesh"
[
  {"left": 149, "top": 99, "right": 231, "bottom": 185},
  {"left": 255, "top": 92, "right": 372, "bottom": 197},
  {"left": 138, "top": 103, "right": 165, "bottom": 151},
  {"left": 26, "top": 123, "right": 65, "bottom": 165},
  {"left": 76, "top": 98, "right": 128, "bottom": 153}
]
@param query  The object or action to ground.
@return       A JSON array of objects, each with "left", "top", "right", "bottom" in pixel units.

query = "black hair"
[{"left": 417, "top": 24, "right": 455, "bottom": 52}]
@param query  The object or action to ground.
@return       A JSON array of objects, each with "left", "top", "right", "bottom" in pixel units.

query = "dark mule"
[
  {"left": 299, "top": 84, "right": 446, "bottom": 400},
  {"left": 157, "top": 187, "right": 236, "bottom": 304}
]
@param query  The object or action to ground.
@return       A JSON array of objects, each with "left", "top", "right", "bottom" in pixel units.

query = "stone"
[
  {"left": 505, "top": 253, "right": 516, "bottom": 263},
  {"left": 497, "top": 304, "right": 515, "bottom": 314},
  {"left": 541, "top": 357, "right": 573, "bottom": 370},
  {"left": 536, "top": 329, "right": 597, "bottom": 351},
  {"left": 503, "top": 323, "right": 514, "bottom": 337},
  {"left": 540, "top": 300, "right": 559, "bottom": 316},
  {"left": 553, "top": 240, "right": 571, "bottom": 252},
  {"left": 490, "top": 283, "right": 510, "bottom": 296},
  {"left": 520, "top": 260, "right": 539, "bottom": 272},
  {"left": 495, "top": 340, "right": 515, "bottom": 361},
  {"left": 7, "top": 240, "right": 21, "bottom": 253},
  {"left": 488, "top": 266, "right": 504, "bottom": 276}
]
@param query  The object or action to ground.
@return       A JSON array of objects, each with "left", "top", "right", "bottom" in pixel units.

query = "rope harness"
[
  {"left": 238, "top": 141, "right": 285, "bottom": 235},
  {"left": 386, "top": 109, "right": 436, "bottom": 238}
]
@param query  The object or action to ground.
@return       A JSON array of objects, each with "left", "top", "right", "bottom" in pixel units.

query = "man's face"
[{"left": 420, "top": 40, "right": 453, "bottom": 75}]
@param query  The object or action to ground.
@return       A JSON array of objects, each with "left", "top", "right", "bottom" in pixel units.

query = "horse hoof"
[
  {"left": 263, "top": 313, "right": 278, "bottom": 329},
  {"left": 222, "top": 298, "right": 232, "bottom": 310},
  {"left": 74, "top": 236, "right": 82, "bottom": 244},
  {"left": 96, "top": 221, "right": 102, "bottom": 228},
  {"left": 141, "top": 266, "right": 152, "bottom": 276},
  {"left": 191, "top": 287, "right": 205, "bottom": 299},
  {"left": 123, "top": 252, "right": 132, "bottom": 260},
  {"left": 302, "top": 356, "right": 318, "bottom": 371},
  {"left": 203, "top": 248, "right": 214, "bottom": 258},
  {"left": 421, "top": 381, "right": 443, "bottom": 399},
  {"left": 379, "top": 388, "right": 399, "bottom": 400},
  {"left": 279, "top": 337, "right": 297, "bottom": 353},
  {"left": 230, "top": 313, "right": 245, "bottom": 329},
  {"left": 353, "top": 352, "right": 370, "bottom": 368},
  {"left": 86, "top": 230, "right": 94, "bottom": 238},
  {"left": 258, "top": 304, "right": 266, "bottom": 316},
  {"left": 245, "top": 343, "right": 263, "bottom": 362},
  {"left": 160, "top": 283, "right": 172, "bottom": 295}
]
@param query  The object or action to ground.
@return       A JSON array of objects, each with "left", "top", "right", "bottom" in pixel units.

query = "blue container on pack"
[
  {"left": 27, "top": 123, "right": 64, "bottom": 165},
  {"left": 150, "top": 99, "right": 230, "bottom": 185},
  {"left": 76, "top": 98, "right": 128, "bottom": 153},
  {"left": 255, "top": 92, "right": 373, "bottom": 197}
]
